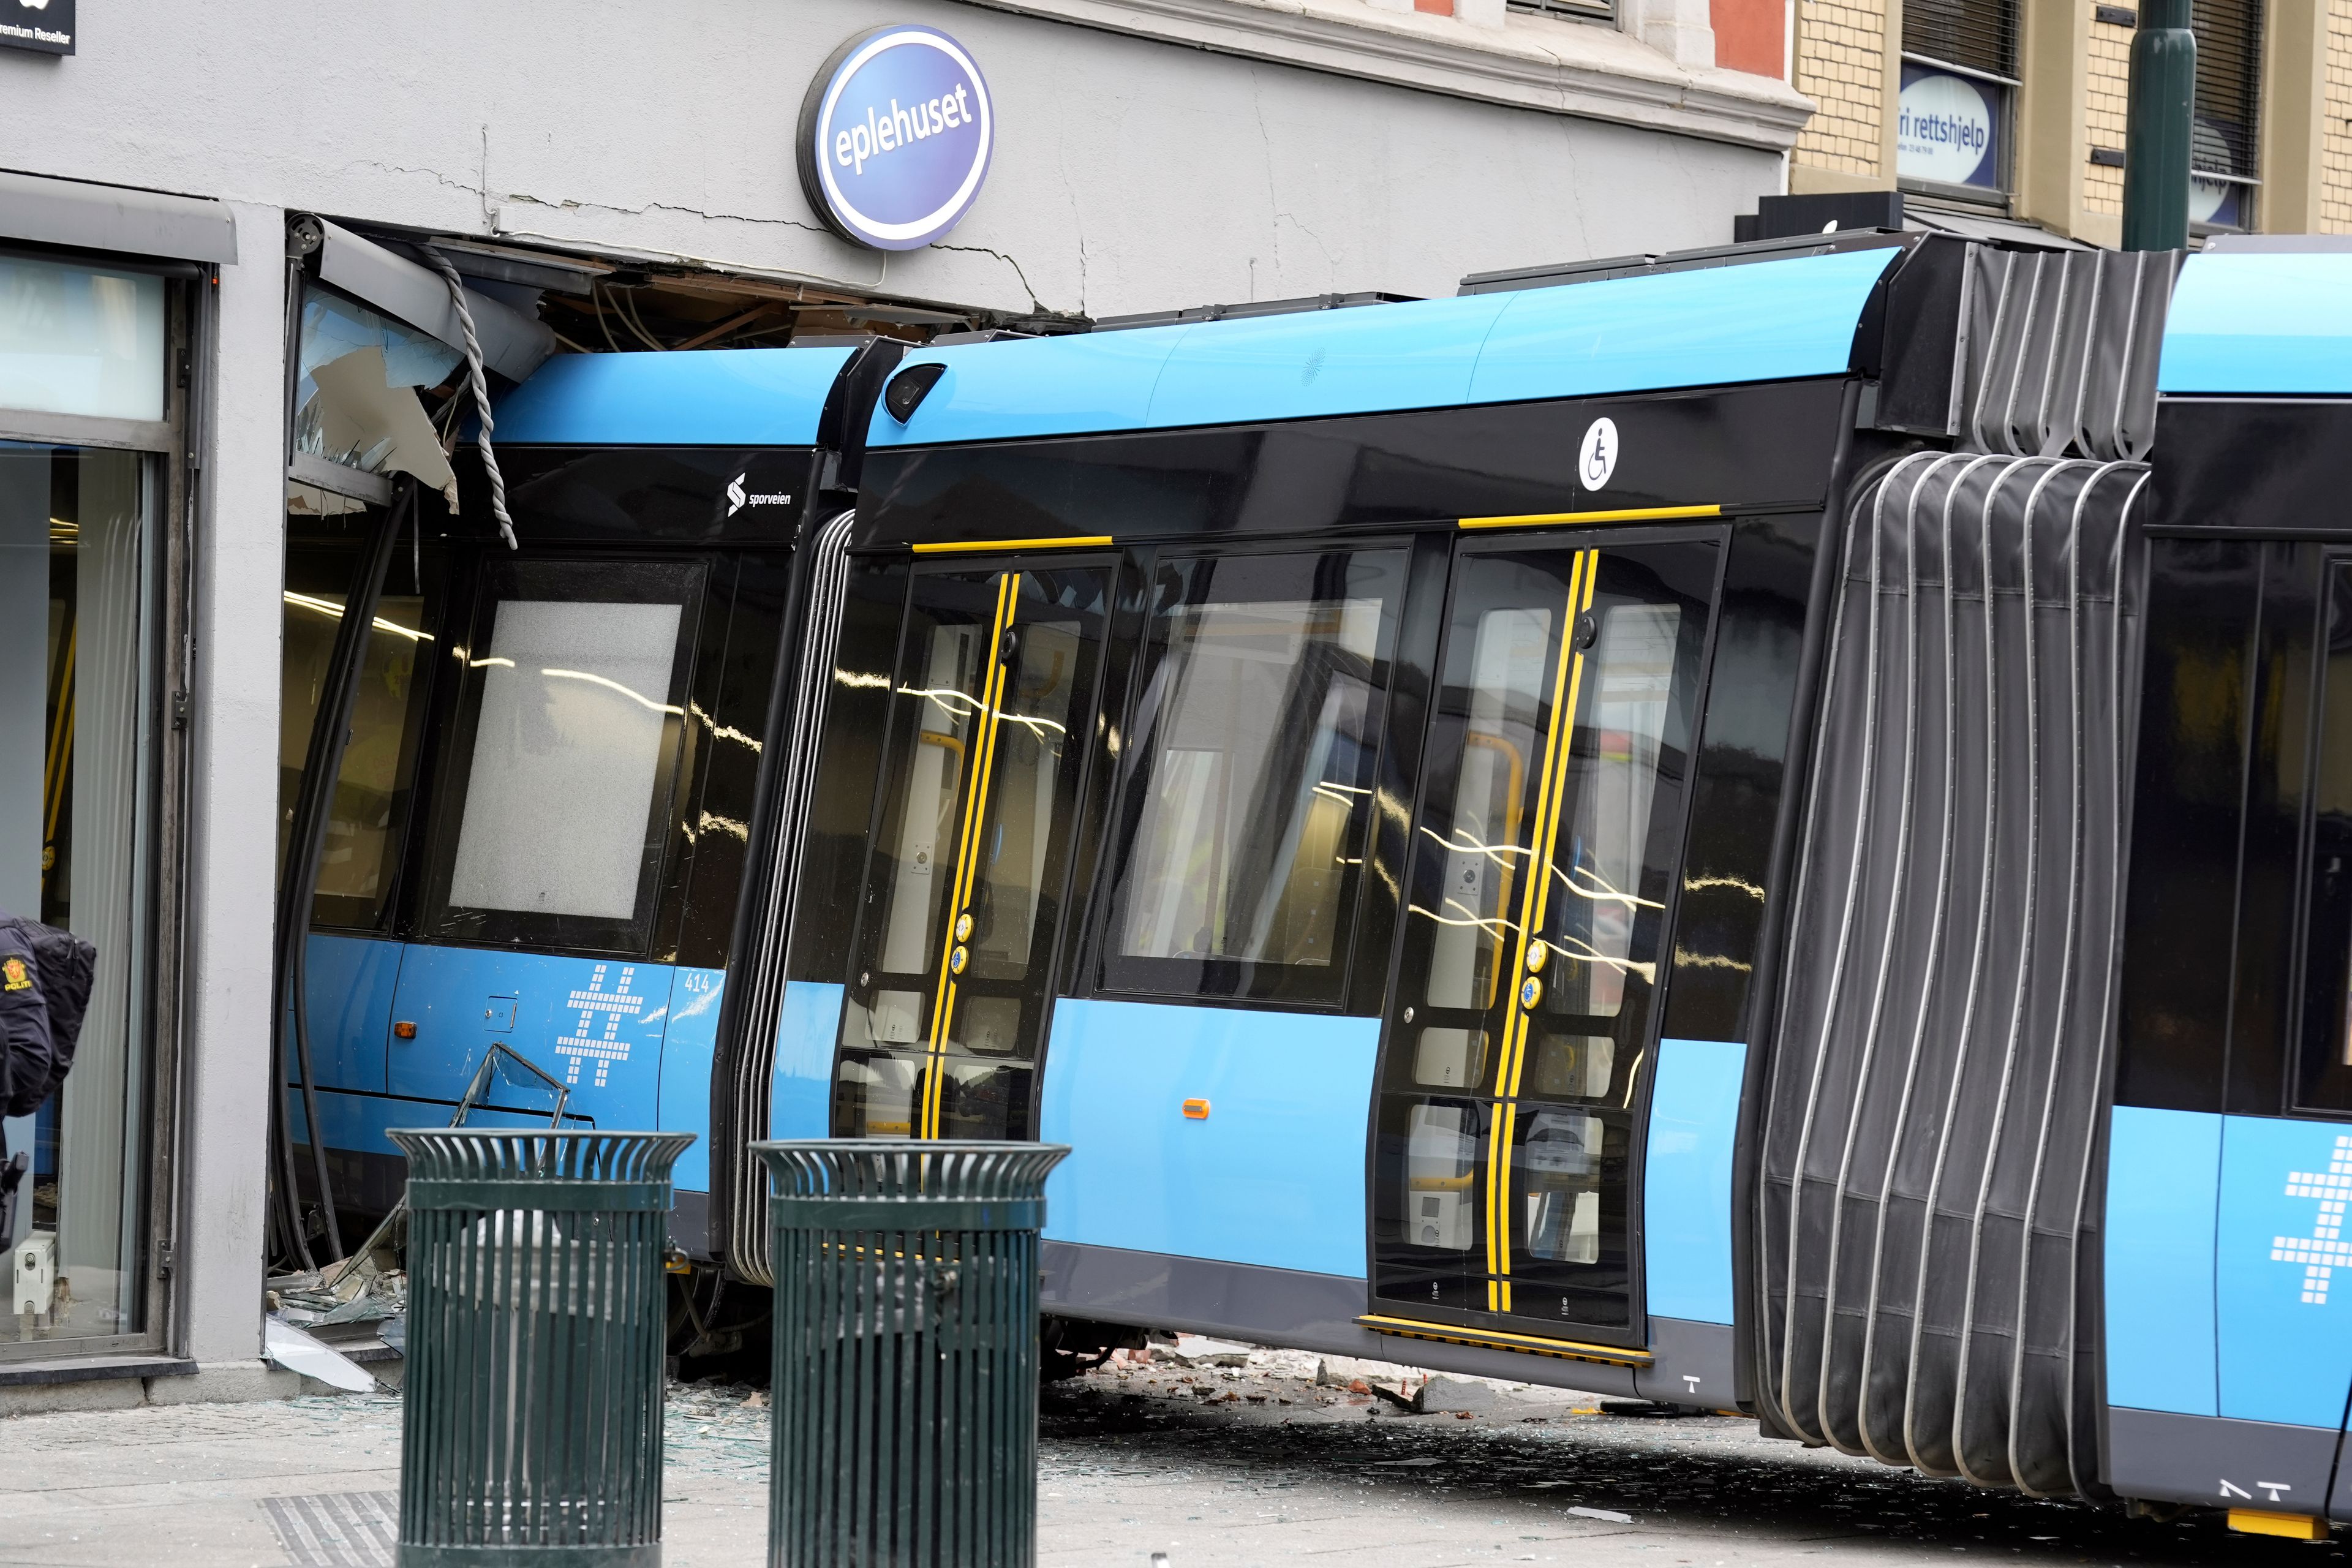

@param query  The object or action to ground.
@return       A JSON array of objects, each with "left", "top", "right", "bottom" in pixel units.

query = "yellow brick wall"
[
  {"left": 2086, "top": 3, "right": 2132, "bottom": 216},
  {"left": 2324, "top": 0, "right": 2352, "bottom": 232},
  {"left": 1793, "top": 0, "right": 1890, "bottom": 178}
]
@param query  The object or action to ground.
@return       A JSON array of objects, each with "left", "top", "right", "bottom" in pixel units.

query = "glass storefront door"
[
  {"left": 0, "top": 442, "right": 160, "bottom": 1346},
  {"left": 0, "top": 247, "right": 178, "bottom": 1358}
]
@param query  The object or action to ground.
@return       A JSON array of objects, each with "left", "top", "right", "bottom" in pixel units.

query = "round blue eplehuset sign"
[{"left": 797, "top": 25, "right": 994, "bottom": 252}]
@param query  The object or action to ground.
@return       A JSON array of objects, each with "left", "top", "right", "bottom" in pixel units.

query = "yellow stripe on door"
[
  {"left": 1487, "top": 549, "right": 1598, "bottom": 1317},
  {"left": 922, "top": 571, "right": 1019, "bottom": 1139}
]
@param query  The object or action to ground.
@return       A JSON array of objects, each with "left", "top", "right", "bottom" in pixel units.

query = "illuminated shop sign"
[{"left": 797, "top": 24, "right": 993, "bottom": 252}]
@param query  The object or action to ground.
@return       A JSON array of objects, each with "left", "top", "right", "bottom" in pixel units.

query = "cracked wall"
[{"left": 0, "top": 0, "right": 1779, "bottom": 317}]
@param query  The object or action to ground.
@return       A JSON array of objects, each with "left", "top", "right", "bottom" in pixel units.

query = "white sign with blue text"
[
  {"left": 797, "top": 25, "right": 994, "bottom": 252},
  {"left": 1896, "top": 63, "right": 2000, "bottom": 191}
]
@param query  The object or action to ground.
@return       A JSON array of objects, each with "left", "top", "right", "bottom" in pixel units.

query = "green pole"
[{"left": 2121, "top": 0, "right": 2196, "bottom": 251}]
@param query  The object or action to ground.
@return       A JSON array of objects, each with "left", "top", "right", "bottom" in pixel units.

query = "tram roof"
[
  {"left": 492, "top": 344, "right": 857, "bottom": 447},
  {"left": 865, "top": 244, "right": 1904, "bottom": 450},
  {"left": 2158, "top": 250, "right": 2352, "bottom": 397}
]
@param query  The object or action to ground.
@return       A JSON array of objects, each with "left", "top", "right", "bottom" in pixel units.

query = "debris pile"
[{"left": 264, "top": 1222, "right": 408, "bottom": 1392}]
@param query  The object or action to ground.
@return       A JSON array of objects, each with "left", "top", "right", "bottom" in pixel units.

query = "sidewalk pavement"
[{"left": 1, "top": 1344, "right": 2332, "bottom": 1567}]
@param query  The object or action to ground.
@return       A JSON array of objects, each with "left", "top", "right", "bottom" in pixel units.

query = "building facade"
[
  {"left": 1787, "top": 0, "right": 2352, "bottom": 245},
  {"left": 0, "top": 0, "right": 1799, "bottom": 1399}
]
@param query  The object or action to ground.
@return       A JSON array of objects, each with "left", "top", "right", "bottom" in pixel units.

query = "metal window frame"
[
  {"left": 1899, "top": 48, "right": 2021, "bottom": 88},
  {"left": 0, "top": 410, "right": 175, "bottom": 454}
]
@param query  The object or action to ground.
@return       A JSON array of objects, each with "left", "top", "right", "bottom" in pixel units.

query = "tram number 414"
[{"left": 2220, "top": 1479, "right": 2295, "bottom": 1503}]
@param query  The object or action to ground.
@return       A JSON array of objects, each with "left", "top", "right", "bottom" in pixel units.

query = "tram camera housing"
[{"left": 884, "top": 362, "right": 948, "bottom": 422}]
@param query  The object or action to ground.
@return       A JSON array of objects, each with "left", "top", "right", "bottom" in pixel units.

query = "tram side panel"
[
  {"left": 767, "top": 553, "right": 914, "bottom": 1145},
  {"left": 1640, "top": 511, "right": 1828, "bottom": 1408},
  {"left": 800, "top": 496, "right": 1847, "bottom": 1395},
  {"left": 794, "top": 506, "right": 1830, "bottom": 1393},
  {"left": 2107, "top": 531, "right": 2352, "bottom": 1517},
  {"left": 1038, "top": 535, "right": 1436, "bottom": 1357},
  {"left": 284, "top": 454, "right": 812, "bottom": 1245},
  {"left": 800, "top": 240, "right": 1951, "bottom": 1393},
  {"left": 2116, "top": 254, "right": 2352, "bottom": 1520}
]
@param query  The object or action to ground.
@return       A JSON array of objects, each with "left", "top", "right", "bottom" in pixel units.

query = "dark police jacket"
[{"left": 0, "top": 913, "right": 96, "bottom": 1120}]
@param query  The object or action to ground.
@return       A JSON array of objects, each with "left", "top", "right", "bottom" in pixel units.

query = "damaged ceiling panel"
[
  {"left": 283, "top": 215, "right": 1087, "bottom": 517},
  {"left": 313, "top": 221, "right": 556, "bottom": 383}
]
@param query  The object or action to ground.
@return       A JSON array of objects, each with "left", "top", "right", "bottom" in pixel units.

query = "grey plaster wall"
[
  {"left": 0, "top": 1, "right": 1774, "bottom": 316},
  {"left": 178, "top": 203, "right": 286, "bottom": 1366}
]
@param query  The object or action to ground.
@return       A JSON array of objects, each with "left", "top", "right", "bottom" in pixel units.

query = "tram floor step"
[{"left": 1598, "top": 1398, "right": 1716, "bottom": 1418}]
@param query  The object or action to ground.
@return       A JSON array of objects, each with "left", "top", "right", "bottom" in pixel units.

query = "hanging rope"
[{"left": 420, "top": 246, "right": 517, "bottom": 551}]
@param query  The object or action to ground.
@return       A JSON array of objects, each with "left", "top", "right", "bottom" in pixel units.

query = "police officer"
[{"left": 0, "top": 911, "right": 94, "bottom": 1239}]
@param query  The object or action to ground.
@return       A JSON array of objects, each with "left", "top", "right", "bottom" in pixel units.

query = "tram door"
[
  {"left": 1371, "top": 534, "right": 1716, "bottom": 1344},
  {"left": 831, "top": 558, "right": 1112, "bottom": 1140}
]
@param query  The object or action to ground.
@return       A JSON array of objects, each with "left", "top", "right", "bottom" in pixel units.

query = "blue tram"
[
  {"left": 288, "top": 226, "right": 2352, "bottom": 1529},
  {"left": 280, "top": 340, "right": 898, "bottom": 1263}
]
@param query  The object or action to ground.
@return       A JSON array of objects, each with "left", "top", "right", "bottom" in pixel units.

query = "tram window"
[
  {"left": 421, "top": 559, "right": 702, "bottom": 952},
  {"left": 1547, "top": 602, "right": 1680, "bottom": 1028},
  {"left": 1523, "top": 1104, "right": 1604, "bottom": 1266},
  {"left": 279, "top": 542, "right": 440, "bottom": 931},
  {"left": 960, "top": 614, "right": 1090, "bottom": 978},
  {"left": 1525, "top": 1035, "right": 1614, "bottom": 1100},
  {"left": 1426, "top": 606, "right": 1553, "bottom": 1027},
  {"left": 1414, "top": 1028, "right": 1490, "bottom": 1088},
  {"left": 835, "top": 565, "right": 1110, "bottom": 1141},
  {"left": 1406, "top": 1102, "right": 1478, "bottom": 1251},
  {"left": 2297, "top": 563, "right": 2352, "bottom": 1114},
  {"left": 868, "top": 605, "right": 988, "bottom": 985},
  {"left": 1101, "top": 548, "right": 1406, "bottom": 1006}
]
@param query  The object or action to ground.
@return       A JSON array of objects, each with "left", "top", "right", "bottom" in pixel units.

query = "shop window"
[
  {"left": 1898, "top": 0, "right": 2017, "bottom": 198},
  {"left": 1507, "top": 0, "right": 1617, "bottom": 23},
  {"left": 0, "top": 441, "right": 158, "bottom": 1346},
  {"left": 2190, "top": 0, "right": 2263, "bottom": 232},
  {"left": 0, "top": 254, "right": 164, "bottom": 423},
  {"left": 420, "top": 559, "right": 703, "bottom": 954},
  {"left": 1099, "top": 548, "right": 1406, "bottom": 1008}
]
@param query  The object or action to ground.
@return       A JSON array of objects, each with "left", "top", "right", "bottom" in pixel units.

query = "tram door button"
[
  {"left": 484, "top": 995, "right": 518, "bottom": 1033},
  {"left": 1181, "top": 1098, "right": 1212, "bottom": 1120}
]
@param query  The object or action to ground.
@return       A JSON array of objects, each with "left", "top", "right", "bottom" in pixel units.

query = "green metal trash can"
[
  {"left": 754, "top": 1140, "right": 1071, "bottom": 1568},
  {"left": 391, "top": 1129, "right": 695, "bottom": 1568}
]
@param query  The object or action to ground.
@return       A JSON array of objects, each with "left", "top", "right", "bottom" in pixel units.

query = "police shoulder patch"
[{"left": 2, "top": 956, "right": 28, "bottom": 992}]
